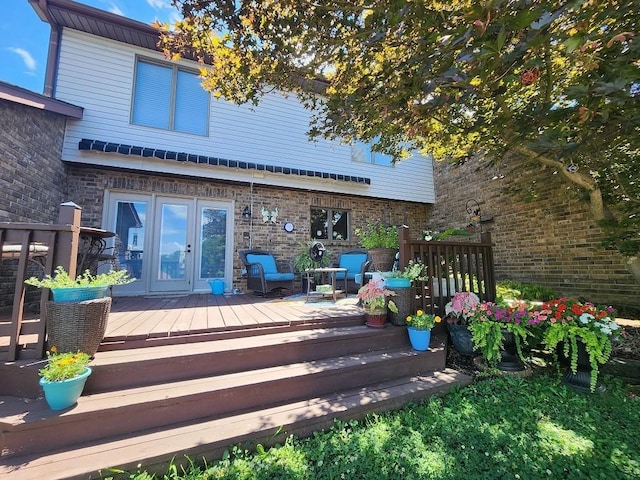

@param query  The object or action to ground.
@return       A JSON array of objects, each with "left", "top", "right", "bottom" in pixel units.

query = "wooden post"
[
  {"left": 54, "top": 201, "right": 81, "bottom": 278},
  {"left": 398, "top": 225, "right": 410, "bottom": 270}
]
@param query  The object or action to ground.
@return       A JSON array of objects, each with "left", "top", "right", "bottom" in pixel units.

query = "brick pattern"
[
  {"left": 0, "top": 100, "right": 69, "bottom": 312},
  {"left": 429, "top": 157, "right": 640, "bottom": 310},
  {"left": 0, "top": 100, "right": 68, "bottom": 222},
  {"left": 66, "top": 167, "right": 429, "bottom": 290}
]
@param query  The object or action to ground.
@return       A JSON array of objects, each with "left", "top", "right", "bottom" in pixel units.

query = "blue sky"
[{"left": 0, "top": 0, "right": 181, "bottom": 94}]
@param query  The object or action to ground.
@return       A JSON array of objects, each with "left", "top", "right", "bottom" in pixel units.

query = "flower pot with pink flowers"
[
  {"left": 357, "top": 279, "right": 398, "bottom": 328},
  {"left": 444, "top": 292, "right": 480, "bottom": 356}
]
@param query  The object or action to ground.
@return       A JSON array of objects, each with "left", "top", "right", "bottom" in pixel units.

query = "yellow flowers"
[
  {"left": 39, "top": 348, "right": 91, "bottom": 382},
  {"left": 406, "top": 310, "right": 441, "bottom": 330}
]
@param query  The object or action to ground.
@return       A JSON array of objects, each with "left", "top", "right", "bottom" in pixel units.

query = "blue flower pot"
[
  {"left": 407, "top": 327, "right": 431, "bottom": 351},
  {"left": 384, "top": 277, "right": 411, "bottom": 289},
  {"left": 51, "top": 286, "right": 108, "bottom": 303},
  {"left": 40, "top": 367, "right": 92, "bottom": 411}
]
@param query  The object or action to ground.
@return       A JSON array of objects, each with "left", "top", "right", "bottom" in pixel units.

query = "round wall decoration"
[{"left": 283, "top": 222, "right": 295, "bottom": 233}]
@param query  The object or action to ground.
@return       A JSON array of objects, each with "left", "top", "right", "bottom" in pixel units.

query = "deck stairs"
[{"left": 1, "top": 318, "right": 472, "bottom": 479}]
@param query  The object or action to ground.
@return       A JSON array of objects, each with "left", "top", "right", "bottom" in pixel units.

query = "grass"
[{"left": 114, "top": 372, "right": 640, "bottom": 480}]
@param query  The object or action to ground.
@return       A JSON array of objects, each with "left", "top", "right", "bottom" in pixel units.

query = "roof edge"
[{"left": 0, "top": 81, "right": 83, "bottom": 118}]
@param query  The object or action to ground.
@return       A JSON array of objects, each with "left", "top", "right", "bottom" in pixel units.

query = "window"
[
  {"left": 311, "top": 208, "right": 350, "bottom": 241},
  {"left": 131, "top": 59, "right": 209, "bottom": 135},
  {"left": 351, "top": 141, "right": 394, "bottom": 167}
]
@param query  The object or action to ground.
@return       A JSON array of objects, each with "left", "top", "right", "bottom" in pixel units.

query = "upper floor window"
[
  {"left": 131, "top": 59, "right": 209, "bottom": 136},
  {"left": 311, "top": 208, "right": 350, "bottom": 241},
  {"left": 351, "top": 140, "right": 394, "bottom": 167}
]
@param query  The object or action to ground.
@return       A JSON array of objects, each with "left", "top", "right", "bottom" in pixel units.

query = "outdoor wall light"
[
  {"left": 466, "top": 199, "right": 481, "bottom": 224},
  {"left": 242, "top": 206, "right": 252, "bottom": 220}
]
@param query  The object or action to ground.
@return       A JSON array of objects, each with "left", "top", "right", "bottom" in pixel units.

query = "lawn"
[{"left": 115, "top": 370, "right": 640, "bottom": 480}]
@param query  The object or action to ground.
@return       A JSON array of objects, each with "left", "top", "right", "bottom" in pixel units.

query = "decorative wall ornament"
[{"left": 261, "top": 206, "right": 279, "bottom": 224}]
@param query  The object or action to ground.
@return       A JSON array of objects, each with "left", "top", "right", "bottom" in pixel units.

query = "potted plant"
[
  {"left": 540, "top": 297, "right": 624, "bottom": 393},
  {"left": 355, "top": 222, "right": 398, "bottom": 271},
  {"left": 38, "top": 346, "right": 92, "bottom": 410},
  {"left": 26, "top": 266, "right": 134, "bottom": 356},
  {"left": 385, "top": 260, "right": 426, "bottom": 326},
  {"left": 25, "top": 265, "right": 134, "bottom": 302},
  {"left": 357, "top": 279, "right": 398, "bottom": 328},
  {"left": 444, "top": 291, "right": 481, "bottom": 357},
  {"left": 467, "top": 301, "right": 534, "bottom": 371},
  {"left": 405, "top": 310, "right": 442, "bottom": 351},
  {"left": 293, "top": 240, "right": 330, "bottom": 292}
]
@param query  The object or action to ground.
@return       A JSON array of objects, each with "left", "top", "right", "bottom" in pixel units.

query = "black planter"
[
  {"left": 446, "top": 323, "right": 476, "bottom": 357},
  {"left": 498, "top": 330, "right": 525, "bottom": 372},
  {"left": 557, "top": 340, "right": 605, "bottom": 393}
]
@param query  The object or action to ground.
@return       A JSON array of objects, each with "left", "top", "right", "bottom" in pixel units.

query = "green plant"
[
  {"left": 539, "top": 297, "right": 624, "bottom": 392},
  {"left": 39, "top": 346, "right": 90, "bottom": 382},
  {"left": 467, "top": 301, "right": 532, "bottom": 367},
  {"left": 293, "top": 241, "right": 330, "bottom": 272},
  {"left": 386, "top": 260, "right": 426, "bottom": 282},
  {"left": 422, "top": 228, "right": 473, "bottom": 241},
  {"left": 496, "top": 280, "right": 556, "bottom": 302},
  {"left": 25, "top": 265, "right": 134, "bottom": 289},
  {"left": 357, "top": 279, "right": 398, "bottom": 313},
  {"left": 354, "top": 222, "right": 398, "bottom": 249},
  {"left": 406, "top": 309, "right": 441, "bottom": 330}
]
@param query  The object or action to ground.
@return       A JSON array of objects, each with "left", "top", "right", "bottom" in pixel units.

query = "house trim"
[
  {"left": 0, "top": 81, "right": 83, "bottom": 119},
  {"left": 78, "top": 138, "right": 371, "bottom": 185}
]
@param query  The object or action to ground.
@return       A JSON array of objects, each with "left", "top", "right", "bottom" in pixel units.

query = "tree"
[{"left": 160, "top": 0, "right": 640, "bottom": 255}]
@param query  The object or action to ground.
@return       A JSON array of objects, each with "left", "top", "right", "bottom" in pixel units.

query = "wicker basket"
[{"left": 45, "top": 297, "right": 112, "bottom": 356}]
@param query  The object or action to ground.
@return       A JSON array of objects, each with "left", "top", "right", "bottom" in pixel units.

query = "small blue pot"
[
  {"left": 384, "top": 277, "right": 411, "bottom": 289},
  {"left": 407, "top": 327, "right": 431, "bottom": 351},
  {"left": 40, "top": 367, "right": 92, "bottom": 410}
]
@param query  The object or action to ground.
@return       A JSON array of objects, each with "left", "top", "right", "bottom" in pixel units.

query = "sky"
[{"left": 0, "top": 0, "right": 181, "bottom": 94}]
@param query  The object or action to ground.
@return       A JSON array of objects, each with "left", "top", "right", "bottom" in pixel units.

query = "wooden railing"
[
  {"left": 398, "top": 227, "right": 496, "bottom": 316},
  {"left": 0, "top": 203, "right": 81, "bottom": 361}
]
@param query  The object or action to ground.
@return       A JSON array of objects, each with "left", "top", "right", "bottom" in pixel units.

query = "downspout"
[{"left": 36, "top": 0, "right": 61, "bottom": 97}]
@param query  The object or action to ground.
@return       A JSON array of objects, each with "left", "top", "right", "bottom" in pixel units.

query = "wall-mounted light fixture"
[
  {"left": 242, "top": 206, "right": 252, "bottom": 220},
  {"left": 466, "top": 199, "right": 481, "bottom": 224}
]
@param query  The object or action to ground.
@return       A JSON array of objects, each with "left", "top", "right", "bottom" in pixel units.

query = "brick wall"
[
  {"left": 0, "top": 100, "right": 70, "bottom": 312},
  {"left": 429, "top": 157, "right": 640, "bottom": 310},
  {"left": 66, "top": 167, "right": 430, "bottom": 290},
  {"left": 0, "top": 100, "right": 68, "bottom": 223}
]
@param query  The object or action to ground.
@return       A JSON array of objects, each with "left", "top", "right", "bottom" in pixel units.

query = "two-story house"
[{"left": 28, "top": 0, "right": 435, "bottom": 297}]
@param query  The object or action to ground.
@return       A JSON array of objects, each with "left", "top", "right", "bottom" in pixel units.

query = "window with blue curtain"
[{"left": 131, "top": 58, "right": 209, "bottom": 135}]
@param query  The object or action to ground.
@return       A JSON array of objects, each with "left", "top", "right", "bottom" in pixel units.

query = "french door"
[{"left": 106, "top": 193, "right": 233, "bottom": 295}]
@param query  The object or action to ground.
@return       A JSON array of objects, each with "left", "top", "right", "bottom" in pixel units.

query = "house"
[{"left": 25, "top": 0, "right": 435, "bottom": 297}]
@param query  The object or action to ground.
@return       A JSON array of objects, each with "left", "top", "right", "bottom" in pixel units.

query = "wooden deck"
[{"left": 103, "top": 292, "right": 364, "bottom": 346}]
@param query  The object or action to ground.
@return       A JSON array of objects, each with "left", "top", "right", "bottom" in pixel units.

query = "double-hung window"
[
  {"left": 132, "top": 58, "right": 209, "bottom": 135},
  {"left": 311, "top": 208, "right": 350, "bottom": 241}
]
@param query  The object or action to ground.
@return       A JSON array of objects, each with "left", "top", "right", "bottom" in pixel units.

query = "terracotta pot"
[{"left": 364, "top": 309, "right": 388, "bottom": 328}]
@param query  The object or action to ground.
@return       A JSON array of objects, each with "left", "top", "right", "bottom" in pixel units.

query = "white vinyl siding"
[
  {"left": 54, "top": 29, "right": 435, "bottom": 203},
  {"left": 131, "top": 59, "right": 208, "bottom": 135}
]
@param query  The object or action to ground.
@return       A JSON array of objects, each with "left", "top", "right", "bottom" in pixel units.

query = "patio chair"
[
  {"left": 331, "top": 248, "right": 372, "bottom": 293},
  {"left": 239, "top": 249, "right": 295, "bottom": 296}
]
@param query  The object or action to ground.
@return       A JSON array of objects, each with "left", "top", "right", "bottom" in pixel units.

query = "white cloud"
[
  {"left": 108, "top": 3, "right": 124, "bottom": 16},
  {"left": 7, "top": 47, "right": 36, "bottom": 71},
  {"left": 146, "top": 0, "right": 171, "bottom": 8}
]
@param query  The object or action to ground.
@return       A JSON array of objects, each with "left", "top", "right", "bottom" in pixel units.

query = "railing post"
[
  {"left": 398, "top": 225, "right": 410, "bottom": 269},
  {"left": 54, "top": 201, "right": 81, "bottom": 278}
]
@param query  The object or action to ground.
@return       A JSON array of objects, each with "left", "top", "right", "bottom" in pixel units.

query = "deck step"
[
  {"left": 1, "top": 335, "right": 447, "bottom": 458},
  {"left": 0, "top": 370, "right": 472, "bottom": 480},
  {"left": 88, "top": 325, "right": 412, "bottom": 392}
]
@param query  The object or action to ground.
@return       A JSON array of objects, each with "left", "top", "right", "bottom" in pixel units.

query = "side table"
[{"left": 304, "top": 267, "right": 348, "bottom": 302}]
